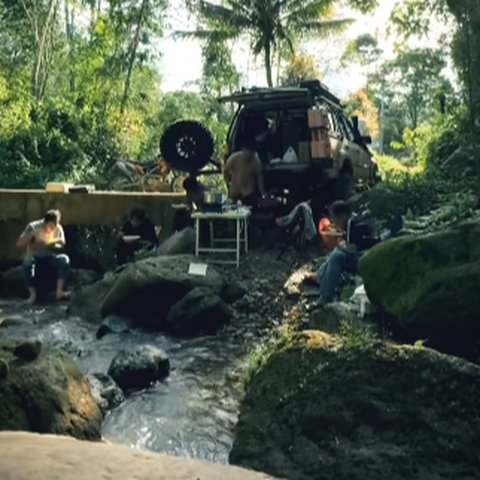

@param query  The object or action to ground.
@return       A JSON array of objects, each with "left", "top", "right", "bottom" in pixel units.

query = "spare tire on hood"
[{"left": 160, "top": 120, "right": 214, "bottom": 173}]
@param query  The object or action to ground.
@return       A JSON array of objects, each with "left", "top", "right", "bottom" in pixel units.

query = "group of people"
[{"left": 16, "top": 208, "right": 159, "bottom": 304}]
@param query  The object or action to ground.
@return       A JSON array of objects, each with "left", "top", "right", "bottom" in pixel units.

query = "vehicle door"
[{"left": 336, "top": 114, "right": 371, "bottom": 181}]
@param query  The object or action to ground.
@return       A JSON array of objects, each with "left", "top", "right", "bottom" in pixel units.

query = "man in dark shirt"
[{"left": 116, "top": 208, "right": 158, "bottom": 264}]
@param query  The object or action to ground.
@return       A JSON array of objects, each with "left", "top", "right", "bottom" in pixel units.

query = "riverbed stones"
[
  {"left": 101, "top": 255, "right": 225, "bottom": 328},
  {"left": 230, "top": 331, "right": 480, "bottom": 480},
  {"left": 165, "top": 287, "right": 232, "bottom": 336},
  {"left": 360, "top": 219, "right": 480, "bottom": 362},
  {"left": 0, "top": 341, "right": 102, "bottom": 440},
  {"left": 87, "top": 373, "right": 124, "bottom": 414},
  {"left": 108, "top": 345, "right": 170, "bottom": 391}
]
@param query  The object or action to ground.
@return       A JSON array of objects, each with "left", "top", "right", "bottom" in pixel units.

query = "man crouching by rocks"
[{"left": 16, "top": 209, "right": 71, "bottom": 304}]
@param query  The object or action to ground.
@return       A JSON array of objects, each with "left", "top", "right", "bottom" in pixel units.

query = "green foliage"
[
  {"left": 184, "top": 0, "right": 376, "bottom": 87},
  {"left": 370, "top": 48, "right": 449, "bottom": 130},
  {"left": 338, "top": 319, "right": 379, "bottom": 350},
  {"left": 239, "top": 324, "right": 296, "bottom": 391},
  {"left": 281, "top": 53, "right": 322, "bottom": 86}
]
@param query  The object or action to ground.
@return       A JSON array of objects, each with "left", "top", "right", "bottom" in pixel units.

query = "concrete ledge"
[
  {"left": 0, "top": 189, "right": 185, "bottom": 265},
  {"left": 0, "top": 432, "right": 275, "bottom": 480},
  {"left": 0, "top": 189, "right": 184, "bottom": 226}
]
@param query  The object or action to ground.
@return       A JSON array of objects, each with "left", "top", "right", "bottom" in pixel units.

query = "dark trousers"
[
  {"left": 23, "top": 254, "right": 70, "bottom": 289},
  {"left": 116, "top": 239, "right": 142, "bottom": 264}
]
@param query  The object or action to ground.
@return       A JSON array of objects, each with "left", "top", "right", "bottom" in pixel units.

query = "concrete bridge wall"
[{"left": 0, "top": 189, "right": 185, "bottom": 265}]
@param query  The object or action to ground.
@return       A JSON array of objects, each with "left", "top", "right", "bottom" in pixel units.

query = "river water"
[{"left": 0, "top": 298, "right": 275, "bottom": 464}]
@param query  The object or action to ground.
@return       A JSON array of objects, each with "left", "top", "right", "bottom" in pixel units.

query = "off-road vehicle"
[
  {"left": 160, "top": 80, "right": 378, "bottom": 205},
  {"left": 220, "top": 80, "right": 377, "bottom": 201}
]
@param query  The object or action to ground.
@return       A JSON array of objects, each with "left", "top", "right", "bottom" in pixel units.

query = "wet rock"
[
  {"left": 0, "top": 315, "right": 28, "bottom": 328},
  {"left": 13, "top": 340, "right": 42, "bottom": 361},
  {"left": 87, "top": 373, "right": 124, "bottom": 414},
  {"left": 108, "top": 345, "right": 170, "bottom": 391},
  {"left": 2, "top": 266, "right": 101, "bottom": 298},
  {"left": 157, "top": 227, "right": 195, "bottom": 256},
  {"left": 71, "top": 269, "right": 102, "bottom": 289},
  {"left": 0, "top": 359, "right": 8, "bottom": 379},
  {"left": 101, "top": 255, "right": 224, "bottom": 328},
  {"left": 96, "top": 315, "right": 134, "bottom": 339},
  {"left": 222, "top": 282, "right": 247, "bottom": 304},
  {"left": 231, "top": 331, "right": 480, "bottom": 480},
  {"left": 360, "top": 219, "right": 480, "bottom": 362},
  {"left": 0, "top": 342, "right": 102, "bottom": 439},
  {"left": 165, "top": 288, "right": 232, "bottom": 337},
  {"left": 67, "top": 276, "right": 118, "bottom": 323}
]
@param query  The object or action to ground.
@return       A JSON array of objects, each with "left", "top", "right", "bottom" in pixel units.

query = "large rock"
[
  {"left": 0, "top": 432, "right": 275, "bottom": 480},
  {"left": 96, "top": 314, "right": 135, "bottom": 339},
  {"left": 165, "top": 287, "right": 232, "bottom": 336},
  {"left": 157, "top": 227, "right": 195, "bottom": 256},
  {"left": 101, "top": 255, "right": 225, "bottom": 328},
  {"left": 359, "top": 219, "right": 480, "bottom": 361},
  {"left": 0, "top": 341, "right": 102, "bottom": 440},
  {"left": 87, "top": 373, "right": 124, "bottom": 414},
  {"left": 230, "top": 331, "right": 480, "bottom": 480},
  {"left": 2, "top": 265, "right": 101, "bottom": 298},
  {"left": 68, "top": 275, "right": 118, "bottom": 323},
  {"left": 108, "top": 345, "right": 170, "bottom": 391}
]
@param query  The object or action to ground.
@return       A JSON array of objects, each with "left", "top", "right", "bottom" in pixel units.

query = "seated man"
[
  {"left": 16, "top": 209, "right": 70, "bottom": 303},
  {"left": 223, "top": 137, "right": 265, "bottom": 208},
  {"left": 183, "top": 176, "right": 207, "bottom": 210},
  {"left": 116, "top": 208, "right": 159, "bottom": 264},
  {"left": 315, "top": 201, "right": 379, "bottom": 306}
]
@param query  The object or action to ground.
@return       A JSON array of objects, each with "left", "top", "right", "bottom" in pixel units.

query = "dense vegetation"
[{"left": 0, "top": 0, "right": 479, "bottom": 209}]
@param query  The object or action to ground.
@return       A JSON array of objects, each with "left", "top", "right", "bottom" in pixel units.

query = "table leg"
[
  {"left": 209, "top": 220, "right": 214, "bottom": 247},
  {"left": 244, "top": 218, "right": 248, "bottom": 253},
  {"left": 236, "top": 218, "right": 240, "bottom": 268},
  {"left": 195, "top": 217, "right": 200, "bottom": 257}
]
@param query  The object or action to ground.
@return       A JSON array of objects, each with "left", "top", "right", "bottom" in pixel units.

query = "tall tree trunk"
[
  {"left": 275, "top": 44, "right": 282, "bottom": 86},
  {"left": 120, "top": 0, "right": 148, "bottom": 114},
  {"left": 21, "top": 0, "right": 58, "bottom": 102},
  {"left": 264, "top": 41, "right": 273, "bottom": 87},
  {"left": 65, "top": 0, "right": 75, "bottom": 94}
]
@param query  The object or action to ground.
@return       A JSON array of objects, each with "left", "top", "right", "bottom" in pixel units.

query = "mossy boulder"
[
  {"left": 359, "top": 219, "right": 480, "bottom": 361},
  {"left": 100, "top": 255, "right": 225, "bottom": 328},
  {"left": 230, "top": 331, "right": 480, "bottom": 480},
  {"left": 0, "top": 341, "right": 102, "bottom": 440}
]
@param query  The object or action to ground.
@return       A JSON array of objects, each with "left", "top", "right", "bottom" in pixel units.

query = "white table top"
[{"left": 191, "top": 208, "right": 251, "bottom": 219}]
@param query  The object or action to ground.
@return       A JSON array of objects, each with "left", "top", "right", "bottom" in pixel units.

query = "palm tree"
[{"left": 180, "top": 0, "right": 356, "bottom": 87}]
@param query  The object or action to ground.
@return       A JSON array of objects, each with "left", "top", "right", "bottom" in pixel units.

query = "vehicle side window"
[
  {"left": 326, "top": 111, "right": 338, "bottom": 134},
  {"left": 336, "top": 114, "right": 354, "bottom": 141}
]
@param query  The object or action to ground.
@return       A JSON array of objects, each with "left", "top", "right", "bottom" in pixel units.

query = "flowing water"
[{"left": 0, "top": 298, "right": 273, "bottom": 464}]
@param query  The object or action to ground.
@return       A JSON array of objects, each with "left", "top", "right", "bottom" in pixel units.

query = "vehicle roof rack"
[{"left": 299, "top": 80, "right": 342, "bottom": 107}]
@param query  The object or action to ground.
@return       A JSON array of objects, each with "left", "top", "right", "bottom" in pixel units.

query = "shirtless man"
[
  {"left": 223, "top": 140, "right": 265, "bottom": 207},
  {"left": 16, "top": 209, "right": 71, "bottom": 303}
]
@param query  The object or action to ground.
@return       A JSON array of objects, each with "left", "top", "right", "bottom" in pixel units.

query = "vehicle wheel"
[{"left": 160, "top": 120, "right": 214, "bottom": 173}]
